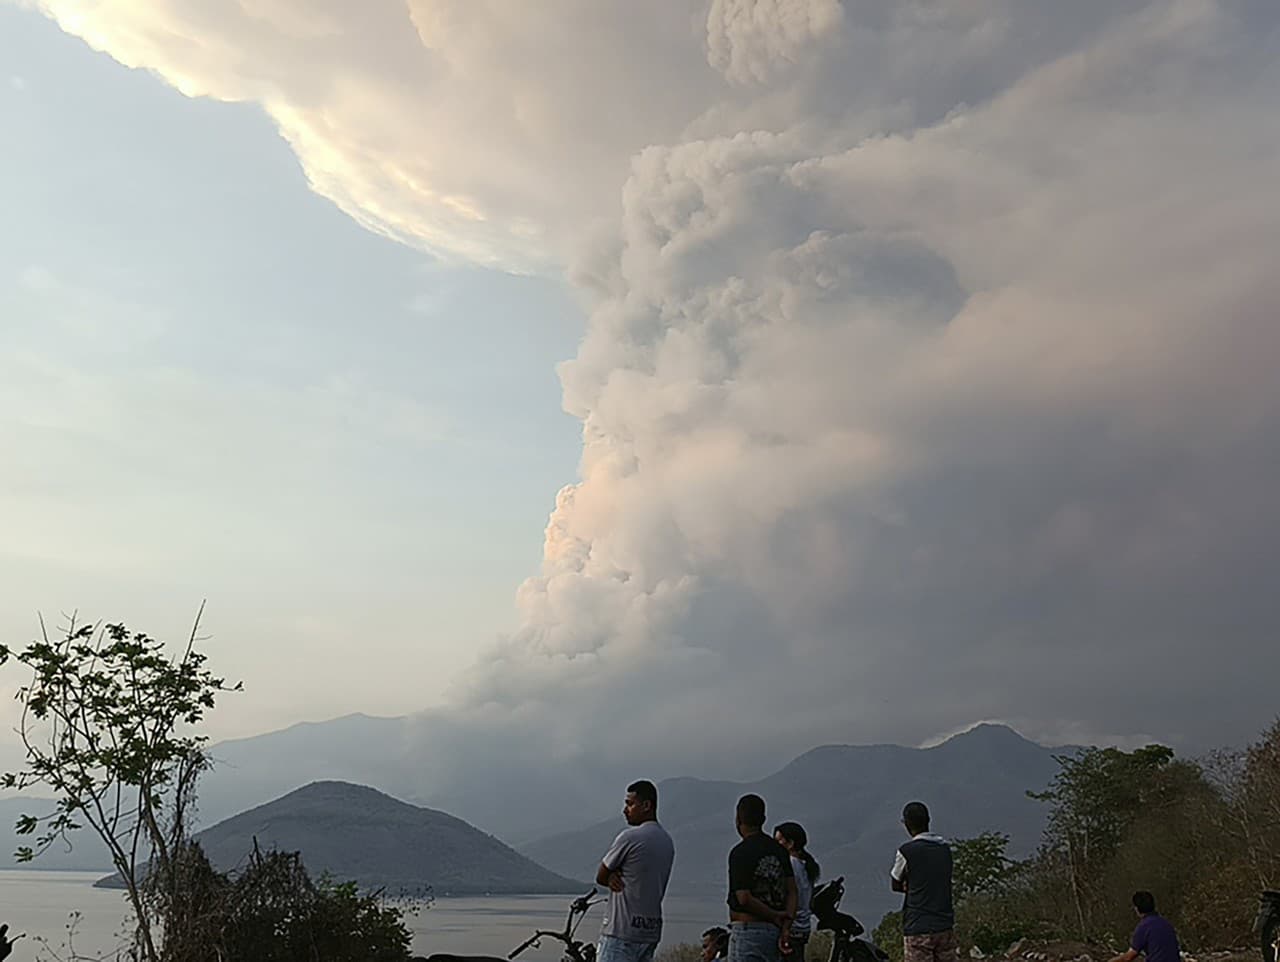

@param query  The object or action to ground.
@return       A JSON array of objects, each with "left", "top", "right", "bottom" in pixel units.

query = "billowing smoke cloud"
[
  {"left": 23, "top": 0, "right": 722, "bottom": 269},
  {"left": 706, "top": 0, "right": 844, "bottom": 84},
  {"left": 25, "top": 0, "right": 1280, "bottom": 776}
]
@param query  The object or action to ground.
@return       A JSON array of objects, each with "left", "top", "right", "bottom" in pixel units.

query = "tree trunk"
[{"left": 1067, "top": 834, "right": 1087, "bottom": 941}]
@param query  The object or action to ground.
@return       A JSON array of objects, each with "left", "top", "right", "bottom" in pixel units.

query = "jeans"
[
  {"left": 598, "top": 935, "right": 658, "bottom": 962},
  {"left": 729, "top": 922, "right": 783, "bottom": 962}
]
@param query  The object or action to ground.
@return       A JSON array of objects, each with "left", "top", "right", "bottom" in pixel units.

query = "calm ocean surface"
[{"left": 0, "top": 870, "right": 727, "bottom": 960}]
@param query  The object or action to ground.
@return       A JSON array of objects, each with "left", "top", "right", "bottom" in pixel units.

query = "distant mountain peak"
[
  {"left": 778, "top": 722, "right": 1043, "bottom": 762},
  {"left": 283, "top": 779, "right": 403, "bottom": 801},
  {"left": 932, "top": 722, "right": 1039, "bottom": 748}
]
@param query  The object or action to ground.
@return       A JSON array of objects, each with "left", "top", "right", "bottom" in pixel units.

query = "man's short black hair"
[
  {"left": 902, "top": 801, "right": 930, "bottom": 833},
  {"left": 628, "top": 780, "right": 658, "bottom": 810},
  {"left": 737, "top": 793, "right": 767, "bottom": 828},
  {"left": 1132, "top": 891, "right": 1156, "bottom": 914}
]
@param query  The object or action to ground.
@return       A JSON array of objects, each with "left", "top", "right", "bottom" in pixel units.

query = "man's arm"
[
  {"left": 734, "top": 891, "right": 788, "bottom": 928},
  {"left": 891, "top": 849, "right": 908, "bottom": 893},
  {"left": 779, "top": 875, "right": 798, "bottom": 953},
  {"left": 1113, "top": 920, "right": 1147, "bottom": 962},
  {"left": 597, "top": 862, "right": 625, "bottom": 892},
  {"left": 599, "top": 833, "right": 629, "bottom": 892}
]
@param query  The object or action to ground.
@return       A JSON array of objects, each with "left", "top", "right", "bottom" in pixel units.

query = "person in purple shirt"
[{"left": 1109, "top": 891, "right": 1181, "bottom": 962}]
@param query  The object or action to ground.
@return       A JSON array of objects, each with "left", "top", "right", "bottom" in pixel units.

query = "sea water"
[{"left": 0, "top": 870, "right": 727, "bottom": 959}]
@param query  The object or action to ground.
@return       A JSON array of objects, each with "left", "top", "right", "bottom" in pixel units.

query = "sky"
[
  {"left": 2, "top": 0, "right": 1278, "bottom": 781},
  {"left": 0, "top": 2, "right": 583, "bottom": 745}
]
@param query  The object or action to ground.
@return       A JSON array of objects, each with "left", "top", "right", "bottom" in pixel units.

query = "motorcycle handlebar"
[
  {"left": 510, "top": 930, "right": 571, "bottom": 960},
  {"left": 508, "top": 891, "right": 600, "bottom": 959},
  {"left": 509, "top": 937, "right": 538, "bottom": 959}
]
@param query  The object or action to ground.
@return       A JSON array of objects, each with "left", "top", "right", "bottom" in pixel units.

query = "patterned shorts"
[{"left": 903, "top": 931, "right": 957, "bottom": 962}]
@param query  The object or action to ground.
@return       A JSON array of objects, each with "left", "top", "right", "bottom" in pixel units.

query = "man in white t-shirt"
[{"left": 596, "top": 780, "right": 676, "bottom": 962}]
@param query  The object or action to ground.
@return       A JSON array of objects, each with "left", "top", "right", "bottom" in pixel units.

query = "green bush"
[
  {"left": 872, "top": 912, "right": 903, "bottom": 962},
  {"left": 211, "top": 845, "right": 415, "bottom": 962}
]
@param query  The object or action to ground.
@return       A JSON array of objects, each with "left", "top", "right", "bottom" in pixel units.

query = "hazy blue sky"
[
  {"left": 2, "top": 0, "right": 1278, "bottom": 778},
  {"left": 0, "top": 4, "right": 582, "bottom": 742}
]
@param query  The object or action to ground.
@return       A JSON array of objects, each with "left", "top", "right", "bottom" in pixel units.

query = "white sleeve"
[
  {"left": 602, "top": 830, "right": 630, "bottom": 871},
  {"left": 891, "top": 849, "right": 908, "bottom": 881}
]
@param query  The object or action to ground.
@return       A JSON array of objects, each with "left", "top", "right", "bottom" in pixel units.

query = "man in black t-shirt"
[{"left": 727, "top": 794, "right": 796, "bottom": 962}]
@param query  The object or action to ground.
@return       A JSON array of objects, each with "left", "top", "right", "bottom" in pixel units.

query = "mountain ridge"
[
  {"left": 95, "top": 780, "right": 582, "bottom": 895},
  {"left": 519, "top": 723, "right": 1064, "bottom": 918},
  {"left": 5, "top": 720, "right": 1072, "bottom": 914}
]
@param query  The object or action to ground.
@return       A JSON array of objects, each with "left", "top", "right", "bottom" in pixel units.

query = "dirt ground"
[{"left": 993, "top": 939, "right": 1260, "bottom": 962}]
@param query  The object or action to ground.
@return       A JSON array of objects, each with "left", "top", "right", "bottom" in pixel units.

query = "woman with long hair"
[{"left": 774, "top": 822, "right": 820, "bottom": 960}]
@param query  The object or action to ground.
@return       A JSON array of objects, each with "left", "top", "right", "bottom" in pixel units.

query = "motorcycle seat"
[{"left": 424, "top": 954, "right": 508, "bottom": 962}]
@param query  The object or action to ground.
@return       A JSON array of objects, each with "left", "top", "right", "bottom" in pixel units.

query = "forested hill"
[{"left": 96, "top": 781, "right": 581, "bottom": 895}]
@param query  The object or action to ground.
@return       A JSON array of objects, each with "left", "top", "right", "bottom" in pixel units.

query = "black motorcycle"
[
  {"left": 421, "top": 890, "right": 603, "bottom": 962},
  {"left": 1259, "top": 890, "right": 1280, "bottom": 962},
  {"left": 811, "top": 877, "right": 890, "bottom": 962}
]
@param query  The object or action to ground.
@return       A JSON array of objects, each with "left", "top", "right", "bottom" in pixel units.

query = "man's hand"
[
  {"left": 777, "top": 915, "right": 794, "bottom": 955},
  {"left": 1108, "top": 951, "right": 1139, "bottom": 962},
  {"left": 607, "top": 870, "right": 625, "bottom": 893}
]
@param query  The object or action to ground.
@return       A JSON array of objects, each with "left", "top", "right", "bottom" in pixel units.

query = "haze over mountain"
[
  {"left": 192, "top": 717, "right": 1068, "bottom": 851},
  {"left": 6, "top": 721, "right": 1066, "bottom": 899},
  {"left": 197, "top": 713, "right": 617, "bottom": 844}
]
